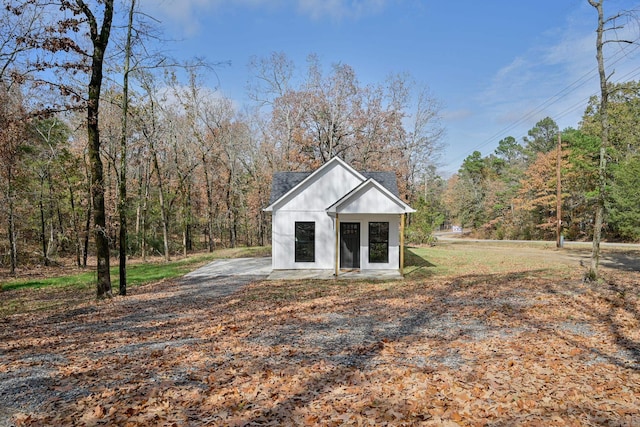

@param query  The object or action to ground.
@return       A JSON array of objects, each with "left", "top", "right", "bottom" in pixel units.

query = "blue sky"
[{"left": 139, "top": 0, "right": 640, "bottom": 175}]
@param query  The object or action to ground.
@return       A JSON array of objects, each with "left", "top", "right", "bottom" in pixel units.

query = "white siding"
[
  {"left": 272, "top": 212, "right": 401, "bottom": 270},
  {"left": 272, "top": 210, "right": 336, "bottom": 269},
  {"left": 269, "top": 158, "right": 407, "bottom": 272},
  {"left": 275, "top": 161, "right": 363, "bottom": 212},
  {"left": 336, "top": 184, "right": 408, "bottom": 214},
  {"left": 271, "top": 160, "right": 364, "bottom": 270}
]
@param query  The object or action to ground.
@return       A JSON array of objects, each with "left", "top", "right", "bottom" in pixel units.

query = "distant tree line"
[{"left": 442, "top": 81, "right": 640, "bottom": 243}]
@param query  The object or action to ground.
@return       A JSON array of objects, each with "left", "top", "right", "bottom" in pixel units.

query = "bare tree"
[
  {"left": 117, "top": 0, "right": 136, "bottom": 296},
  {"left": 136, "top": 71, "right": 171, "bottom": 261},
  {"left": 72, "top": 0, "right": 115, "bottom": 298},
  {"left": 0, "top": 82, "right": 26, "bottom": 274},
  {"left": 248, "top": 52, "right": 300, "bottom": 168},
  {"left": 0, "top": 2, "right": 43, "bottom": 85},
  {"left": 586, "top": 0, "right": 638, "bottom": 281},
  {"left": 397, "top": 79, "right": 445, "bottom": 198}
]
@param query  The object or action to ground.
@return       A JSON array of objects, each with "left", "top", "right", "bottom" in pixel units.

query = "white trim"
[
  {"left": 263, "top": 157, "right": 366, "bottom": 212},
  {"left": 326, "top": 178, "right": 416, "bottom": 214}
]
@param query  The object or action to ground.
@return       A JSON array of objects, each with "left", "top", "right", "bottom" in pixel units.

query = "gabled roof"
[
  {"left": 264, "top": 157, "right": 411, "bottom": 213},
  {"left": 326, "top": 178, "right": 415, "bottom": 215},
  {"left": 264, "top": 157, "right": 366, "bottom": 212},
  {"left": 361, "top": 172, "right": 399, "bottom": 197},
  {"left": 269, "top": 170, "right": 399, "bottom": 204},
  {"left": 269, "top": 172, "right": 310, "bottom": 204},
  {"left": 268, "top": 157, "right": 400, "bottom": 208}
]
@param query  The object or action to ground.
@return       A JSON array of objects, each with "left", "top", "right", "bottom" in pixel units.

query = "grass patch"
[
  {"left": 0, "top": 246, "right": 270, "bottom": 316},
  {"left": 2, "top": 271, "right": 97, "bottom": 292},
  {"left": 1, "top": 246, "right": 270, "bottom": 293},
  {"left": 1, "top": 243, "right": 583, "bottom": 318},
  {"left": 404, "top": 242, "right": 575, "bottom": 280}
]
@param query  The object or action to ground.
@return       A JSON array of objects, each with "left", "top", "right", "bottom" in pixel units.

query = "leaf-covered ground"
[{"left": 1, "top": 245, "right": 639, "bottom": 426}]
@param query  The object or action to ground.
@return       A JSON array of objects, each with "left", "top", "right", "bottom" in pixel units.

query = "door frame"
[{"left": 339, "top": 222, "right": 360, "bottom": 269}]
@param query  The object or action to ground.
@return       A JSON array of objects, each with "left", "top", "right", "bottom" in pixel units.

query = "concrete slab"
[
  {"left": 184, "top": 256, "right": 402, "bottom": 281},
  {"left": 268, "top": 269, "right": 403, "bottom": 281},
  {"left": 184, "top": 257, "right": 272, "bottom": 279}
]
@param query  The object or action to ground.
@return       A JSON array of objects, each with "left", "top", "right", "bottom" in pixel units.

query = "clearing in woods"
[{"left": 1, "top": 242, "right": 639, "bottom": 426}]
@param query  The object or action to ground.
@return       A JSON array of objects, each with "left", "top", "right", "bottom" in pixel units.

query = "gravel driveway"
[
  {"left": 184, "top": 257, "right": 272, "bottom": 280},
  {"left": 0, "top": 257, "right": 272, "bottom": 425},
  {"left": 179, "top": 257, "right": 272, "bottom": 296}
]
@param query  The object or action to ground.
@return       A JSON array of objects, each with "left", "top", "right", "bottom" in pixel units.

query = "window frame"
[
  {"left": 294, "top": 221, "right": 315, "bottom": 263},
  {"left": 368, "top": 221, "right": 389, "bottom": 263}
]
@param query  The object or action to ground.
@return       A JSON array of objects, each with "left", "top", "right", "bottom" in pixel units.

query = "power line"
[{"left": 442, "top": 40, "right": 640, "bottom": 174}]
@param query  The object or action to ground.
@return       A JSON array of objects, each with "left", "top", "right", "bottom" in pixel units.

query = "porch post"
[
  {"left": 335, "top": 213, "right": 340, "bottom": 277},
  {"left": 400, "top": 213, "right": 406, "bottom": 275}
]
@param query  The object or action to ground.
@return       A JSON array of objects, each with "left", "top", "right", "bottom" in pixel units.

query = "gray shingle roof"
[
  {"left": 269, "top": 170, "right": 399, "bottom": 205},
  {"left": 269, "top": 172, "right": 311, "bottom": 204},
  {"left": 362, "top": 172, "right": 399, "bottom": 197}
]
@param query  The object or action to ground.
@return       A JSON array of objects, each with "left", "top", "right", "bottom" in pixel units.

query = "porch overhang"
[
  {"left": 326, "top": 178, "right": 415, "bottom": 215},
  {"left": 327, "top": 179, "right": 414, "bottom": 278}
]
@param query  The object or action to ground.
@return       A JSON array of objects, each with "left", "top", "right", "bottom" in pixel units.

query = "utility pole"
[{"left": 556, "top": 133, "right": 562, "bottom": 248}]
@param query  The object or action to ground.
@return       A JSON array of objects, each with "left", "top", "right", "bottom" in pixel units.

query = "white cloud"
[
  {"left": 296, "top": 0, "right": 388, "bottom": 20},
  {"left": 484, "top": 2, "right": 640, "bottom": 125},
  {"left": 479, "top": 8, "right": 599, "bottom": 131},
  {"left": 442, "top": 108, "right": 473, "bottom": 122},
  {"left": 138, "top": 0, "right": 217, "bottom": 36},
  {"left": 139, "top": 0, "right": 392, "bottom": 36}
]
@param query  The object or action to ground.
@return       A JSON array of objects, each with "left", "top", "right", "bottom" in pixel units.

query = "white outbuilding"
[{"left": 264, "top": 157, "right": 415, "bottom": 276}]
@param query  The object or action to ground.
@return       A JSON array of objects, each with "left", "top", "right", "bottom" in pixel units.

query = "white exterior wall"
[
  {"left": 339, "top": 214, "right": 400, "bottom": 270},
  {"left": 269, "top": 159, "right": 408, "bottom": 271},
  {"left": 272, "top": 210, "right": 336, "bottom": 269},
  {"left": 337, "top": 184, "right": 407, "bottom": 214},
  {"left": 271, "top": 212, "right": 401, "bottom": 270},
  {"left": 276, "top": 162, "right": 363, "bottom": 212},
  {"left": 271, "top": 161, "right": 364, "bottom": 270}
]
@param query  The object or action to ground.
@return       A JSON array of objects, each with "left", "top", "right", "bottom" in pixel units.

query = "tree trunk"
[
  {"left": 81, "top": 151, "right": 91, "bottom": 268},
  {"left": 48, "top": 169, "right": 59, "bottom": 260},
  {"left": 556, "top": 134, "right": 562, "bottom": 249},
  {"left": 65, "top": 174, "right": 82, "bottom": 267},
  {"left": 149, "top": 142, "right": 170, "bottom": 261},
  {"left": 77, "top": 0, "right": 115, "bottom": 298},
  {"left": 7, "top": 167, "right": 17, "bottom": 274},
  {"left": 117, "top": 0, "right": 135, "bottom": 296},
  {"left": 225, "top": 169, "right": 237, "bottom": 248},
  {"left": 587, "top": 0, "right": 610, "bottom": 281},
  {"left": 39, "top": 176, "right": 49, "bottom": 266},
  {"left": 82, "top": 202, "right": 91, "bottom": 268},
  {"left": 141, "top": 163, "right": 150, "bottom": 261},
  {"left": 259, "top": 208, "right": 266, "bottom": 247},
  {"left": 202, "top": 155, "right": 215, "bottom": 252},
  {"left": 136, "top": 161, "right": 150, "bottom": 261},
  {"left": 182, "top": 183, "right": 192, "bottom": 257}
]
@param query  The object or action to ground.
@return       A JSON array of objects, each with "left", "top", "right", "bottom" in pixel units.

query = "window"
[
  {"left": 295, "top": 222, "right": 315, "bottom": 262},
  {"left": 369, "top": 222, "right": 389, "bottom": 263}
]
